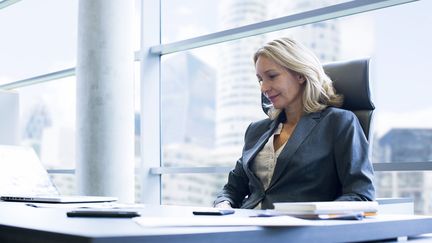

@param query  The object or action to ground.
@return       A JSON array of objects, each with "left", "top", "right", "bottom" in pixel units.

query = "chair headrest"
[{"left": 324, "top": 59, "right": 375, "bottom": 111}]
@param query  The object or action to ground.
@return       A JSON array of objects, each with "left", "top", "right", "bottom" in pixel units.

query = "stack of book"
[{"left": 272, "top": 201, "right": 379, "bottom": 220}]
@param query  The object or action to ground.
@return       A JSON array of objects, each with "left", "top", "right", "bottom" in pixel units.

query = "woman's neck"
[{"left": 283, "top": 106, "right": 303, "bottom": 126}]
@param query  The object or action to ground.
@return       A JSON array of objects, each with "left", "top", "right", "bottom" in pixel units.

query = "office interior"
[{"left": 1, "top": 0, "right": 432, "bottom": 215}]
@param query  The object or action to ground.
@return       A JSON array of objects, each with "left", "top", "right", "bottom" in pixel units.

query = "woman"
[{"left": 214, "top": 37, "right": 375, "bottom": 209}]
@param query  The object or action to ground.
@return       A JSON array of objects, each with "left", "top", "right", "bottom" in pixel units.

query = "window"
[{"left": 158, "top": 0, "right": 432, "bottom": 213}]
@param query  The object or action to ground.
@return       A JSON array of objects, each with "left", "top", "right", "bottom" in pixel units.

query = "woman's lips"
[{"left": 268, "top": 94, "right": 279, "bottom": 103}]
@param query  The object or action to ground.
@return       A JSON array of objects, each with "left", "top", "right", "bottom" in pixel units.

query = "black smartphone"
[
  {"left": 192, "top": 209, "right": 235, "bottom": 216},
  {"left": 66, "top": 210, "right": 140, "bottom": 218}
]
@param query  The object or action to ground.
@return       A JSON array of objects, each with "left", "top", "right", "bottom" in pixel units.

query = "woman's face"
[{"left": 255, "top": 55, "right": 305, "bottom": 110}]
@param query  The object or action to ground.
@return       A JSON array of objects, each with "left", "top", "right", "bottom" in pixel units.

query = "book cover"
[{"left": 273, "top": 201, "right": 378, "bottom": 214}]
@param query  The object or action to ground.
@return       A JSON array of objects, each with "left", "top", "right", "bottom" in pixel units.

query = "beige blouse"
[
  {"left": 215, "top": 124, "right": 287, "bottom": 209},
  {"left": 251, "top": 123, "right": 287, "bottom": 209}
]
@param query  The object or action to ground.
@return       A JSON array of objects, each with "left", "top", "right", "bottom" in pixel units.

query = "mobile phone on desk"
[
  {"left": 66, "top": 210, "right": 140, "bottom": 218},
  {"left": 192, "top": 209, "right": 235, "bottom": 216}
]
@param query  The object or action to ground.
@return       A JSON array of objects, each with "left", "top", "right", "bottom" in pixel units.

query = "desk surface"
[{"left": 1, "top": 202, "right": 432, "bottom": 243}]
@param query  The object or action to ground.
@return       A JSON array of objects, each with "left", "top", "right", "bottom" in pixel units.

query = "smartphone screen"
[
  {"left": 66, "top": 210, "right": 140, "bottom": 218},
  {"left": 192, "top": 209, "right": 235, "bottom": 216}
]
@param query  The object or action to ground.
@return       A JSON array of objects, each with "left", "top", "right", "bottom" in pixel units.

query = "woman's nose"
[{"left": 260, "top": 81, "right": 270, "bottom": 93}]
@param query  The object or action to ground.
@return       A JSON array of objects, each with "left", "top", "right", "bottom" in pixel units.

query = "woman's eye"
[{"left": 269, "top": 74, "right": 279, "bottom": 79}]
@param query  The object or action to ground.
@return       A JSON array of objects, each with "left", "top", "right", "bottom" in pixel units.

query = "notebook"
[
  {"left": 0, "top": 145, "right": 117, "bottom": 203},
  {"left": 272, "top": 201, "right": 378, "bottom": 215}
]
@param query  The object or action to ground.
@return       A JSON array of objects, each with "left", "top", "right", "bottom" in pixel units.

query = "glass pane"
[
  {"left": 18, "top": 77, "right": 76, "bottom": 199},
  {"left": 161, "top": 41, "right": 266, "bottom": 168},
  {"left": 19, "top": 77, "right": 76, "bottom": 169},
  {"left": 0, "top": 0, "right": 140, "bottom": 84},
  {"left": 376, "top": 171, "right": 432, "bottom": 215},
  {"left": 50, "top": 174, "right": 75, "bottom": 196},
  {"left": 50, "top": 172, "right": 144, "bottom": 201},
  {"left": 17, "top": 62, "right": 141, "bottom": 198},
  {"left": 161, "top": 0, "right": 350, "bottom": 43},
  {"left": 0, "top": 0, "right": 77, "bottom": 83},
  {"left": 161, "top": 173, "right": 228, "bottom": 206},
  {"left": 160, "top": 0, "right": 432, "bottom": 206},
  {"left": 369, "top": 0, "right": 432, "bottom": 163}
]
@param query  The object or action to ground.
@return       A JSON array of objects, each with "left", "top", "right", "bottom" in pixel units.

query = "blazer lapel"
[
  {"left": 242, "top": 119, "right": 278, "bottom": 181},
  {"left": 268, "top": 112, "right": 321, "bottom": 189}
]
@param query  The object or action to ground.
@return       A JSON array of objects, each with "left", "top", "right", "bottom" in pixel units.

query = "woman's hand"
[{"left": 214, "top": 200, "right": 233, "bottom": 209}]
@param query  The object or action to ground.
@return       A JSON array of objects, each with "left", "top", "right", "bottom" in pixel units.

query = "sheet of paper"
[
  {"left": 25, "top": 202, "right": 148, "bottom": 209},
  {"left": 133, "top": 215, "right": 340, "bottom": 227}
]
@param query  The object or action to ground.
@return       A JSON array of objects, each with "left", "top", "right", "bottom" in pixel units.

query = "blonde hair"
[{"left": 254, "top": 37, "right": 342, "bottom": 119}]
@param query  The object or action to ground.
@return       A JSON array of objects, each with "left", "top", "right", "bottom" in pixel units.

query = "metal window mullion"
[
  {"left": 150, "top": 0, "right": 418, "bottom": 55},
  {"left": 0, "top": 0, "right": 21, "bottom": 10},
  {"left": 45, "top": 162, "right": 432, "bottom": 175},
  {"left": 139, "top": 0, "right": 161, "bottom": 205},
  {"left": 147, "top": 163, "right": 432, "bottom": 175},
  {"left": 150, "top": 166, "right": 233, "bottom": 175},
  {"left": 0, "top": 68, "right": 75, "bottom": 90},
  {"left": 373, "top": 162, "right": 432, "bottom": 172},
  {"left": 46, "top": 169, "right": 75, "bottom": 174}
]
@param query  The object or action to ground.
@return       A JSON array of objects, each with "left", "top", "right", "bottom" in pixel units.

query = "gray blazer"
[{"left": 214, "top": 107, "right": 375, "bottom": 209}]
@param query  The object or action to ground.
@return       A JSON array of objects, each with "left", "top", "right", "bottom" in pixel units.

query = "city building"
[{"left": 375, "top": 129, "right": 432, "bottom": 214}]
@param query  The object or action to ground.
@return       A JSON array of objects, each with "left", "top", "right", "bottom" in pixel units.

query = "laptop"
[
  {"left": 0, "top": 195, "right": 117, "bottom": 203},
  {"left": 0, "top": 145, "right": 117, "bottom": 203}
]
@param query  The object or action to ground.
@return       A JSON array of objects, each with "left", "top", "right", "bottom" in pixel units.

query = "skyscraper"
[
  {"left": 215, "top": 0, "right": 267, "bottom": 162},
  {"left": 267, "top": 0, "right": 341, "bottom": 63}
]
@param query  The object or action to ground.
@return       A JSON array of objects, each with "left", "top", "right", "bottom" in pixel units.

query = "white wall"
[{"left": 0, "top": 90, "right": 19, "bottom": 145}]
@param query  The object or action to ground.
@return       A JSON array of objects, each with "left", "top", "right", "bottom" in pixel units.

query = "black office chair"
[
  {"left": 323, "top": 59, "right": 375, "bottom": 141},
  {"left": 261, "top": 59, "right": 375, "bottom": 141}
]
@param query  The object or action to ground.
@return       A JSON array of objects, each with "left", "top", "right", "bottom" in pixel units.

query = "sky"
[
  {"left": 0, "top": 0, "right": 77, "bottom": 82},
  {"left": 0, "top": 0, "right": 431, "bottom": 138}
]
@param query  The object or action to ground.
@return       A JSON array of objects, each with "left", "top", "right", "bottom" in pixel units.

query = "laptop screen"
[{"left": 0, "top": 145, "right": 59, "bottom": 196}]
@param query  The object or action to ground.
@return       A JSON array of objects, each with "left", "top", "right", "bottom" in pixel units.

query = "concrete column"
[{"left": 76, "top": 0, "right": 135, "bottom": 202}]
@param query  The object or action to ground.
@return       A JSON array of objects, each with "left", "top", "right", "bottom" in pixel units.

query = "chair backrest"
[
  {"left": 323, "top": 59, "right": 375, "bottom": 140},
  {"left": 261, "top": 58, "right": 375, "bottom": 140}
]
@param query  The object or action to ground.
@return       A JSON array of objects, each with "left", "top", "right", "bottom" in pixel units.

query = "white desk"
[{"left": 1, "top": 202, "right": 432, "bottom": 243}]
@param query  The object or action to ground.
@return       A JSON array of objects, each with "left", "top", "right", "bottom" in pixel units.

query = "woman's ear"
[{"left": 297, "top": 74, "right": 306, "bottom": 84}]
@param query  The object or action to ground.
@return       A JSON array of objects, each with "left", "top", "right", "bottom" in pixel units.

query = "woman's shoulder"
[
  {"left": 322, "top": 106, "right": 356, "bottom": 119},
  {"left": 321, "top": 107, "right": 359, "bottom": 126},
  {"left": 249, "top": 117, "right": 273, "bottom": 129}
]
